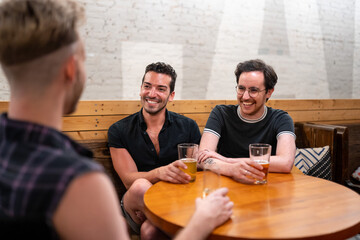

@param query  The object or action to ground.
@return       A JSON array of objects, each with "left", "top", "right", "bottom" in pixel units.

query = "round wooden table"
[{"left": 144, "top": 172, "right": 360, "bottom": 240}]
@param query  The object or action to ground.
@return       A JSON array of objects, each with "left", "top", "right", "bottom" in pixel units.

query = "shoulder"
[
  {"left": 212, "top": 104, "right": 237, "bottom": 113},
  {"left": 59, "top": 171, "right": 114, "bottom": 203},
  {"left": 210, "top": 105, "right": 238, "bottom": 118},
  {"left": 267, "top": 107, "right": 293, "bottom": 121},
  {"left": 34, "top": 151, "right": 104, "bottom": 220},
  {"left": 214, "top": 104, "right": 237, "bottom": 110},
  {"left": 169, "top": 111, "right": 198, "bottom": 126},
  {"left": 47, "top": 154, "right": 104, "bottom": 188},
  {"left": 58, "top": 171, "right": 113, "bottom": 200},
  {"left": 53, "top": 171, "right": 125, "bottom": 239},
  {"left": 108, "top": 111, "right": 139, "bottom": 131},
  {"left": 57, "top": 154, "right": 103, "bottom": 173}
]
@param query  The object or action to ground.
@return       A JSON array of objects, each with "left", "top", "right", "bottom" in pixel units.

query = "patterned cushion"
[
  {"left": 295, "top": 146, "right": 332, "bottom": 180},
  {"left": 352, "top": 166, "right": 360, "bottom": 181}
]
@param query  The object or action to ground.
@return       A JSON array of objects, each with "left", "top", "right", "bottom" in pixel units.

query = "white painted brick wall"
[{"left": 0, "top": 0, "right": 358, "bottom": 100}]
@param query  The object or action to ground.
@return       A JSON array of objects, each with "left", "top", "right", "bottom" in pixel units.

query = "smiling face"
[
  {"left": 237, "top": 71, "right": 273, "bottom": 119},
  {"left": 140, "top": 71, "right": 175, "bottom": 115}
]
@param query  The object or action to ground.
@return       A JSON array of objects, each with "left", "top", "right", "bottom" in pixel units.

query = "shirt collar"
[
  {"left": 237, "top": 105, "right": 268, "bottom": 123},
  {"left": 138, "top": 108, "right": 173, "bottom": 130}
]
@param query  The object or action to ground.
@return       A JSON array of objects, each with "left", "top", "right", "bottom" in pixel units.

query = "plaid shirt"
[{"left": 0, "top": 113, "right": 103, "bottom": 236}]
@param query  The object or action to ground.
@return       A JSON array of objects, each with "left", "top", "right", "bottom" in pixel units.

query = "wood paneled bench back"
[
  {"left": 1, "top": 99, "right": 358, "bottom": 198},
  {"left": 2, "top": 99, "right": 359, "bottom": 141}
]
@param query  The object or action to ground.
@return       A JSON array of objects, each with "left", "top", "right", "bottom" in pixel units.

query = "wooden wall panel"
[
  {"left": 1, "top": 99, "right": 360, "bottom": 141},
  {"left": 0, "top": 101, "right": 9, "bottom": 112},
  {"left": 287, "top": 109, "right": 360, "bottom": 123},
  {"left": 68, "top": 101, "right": 142, "bottom": 116},
  {"left": 267, "top": 99, "right": 360, "bottom": 111},
  {"left": 61, "top": 109, "right": 360, "bottom": 132},
  {"left": 62, "top": 115, "right": 126, "bottom": 131},
  {"left": 64, "top": 130, "right": 108, "bottom": 141}
]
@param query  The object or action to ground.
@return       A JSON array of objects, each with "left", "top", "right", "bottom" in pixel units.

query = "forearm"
[
  {"left": 268, "top": 155, "right": 294, "bottom": 173},
  {"left": 271, "top": 134, "right": 296, "bottom": 173},
  {"left": 221, "top": 157, "right": 247, "bottom": 164},
  {"left": 198, "top": 158, "right": 232, "bottom": 176},
  {"left": 198, "top": 150, "right": 243, "bottom": 166},
  {"left": 174, "top": 214, "right": 214, "bottom": 240},
  {"left": 121, "top": 170, "right": 161, "bottom": 189}
]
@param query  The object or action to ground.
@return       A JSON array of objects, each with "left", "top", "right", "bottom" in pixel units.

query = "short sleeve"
[
  {"left": 203, "top": 106, "right": 223, "bottom": 138},
  {"left": 107, "top": 122, "right": 126, "bottom": 148},
  {"left": 276, "top": 113, "right": 296, "bottom": 139}
]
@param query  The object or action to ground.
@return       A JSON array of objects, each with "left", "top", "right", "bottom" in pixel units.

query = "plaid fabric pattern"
[
  {"left": 295, "top": 146, "right": 332, "bottom": 180},
  {"left": 0, "top": 113, "right": 103, "bottom": 237}
]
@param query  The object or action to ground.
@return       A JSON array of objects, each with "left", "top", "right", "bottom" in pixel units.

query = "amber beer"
[
  {"left": 254, "top": 159, "right": 269, "bottom": 184},
  {"left": 180, "top": 158, "right": 197, "bottom": 182},
  {"left": 249, "top": 143, "right": 271, "bottom": 184}
]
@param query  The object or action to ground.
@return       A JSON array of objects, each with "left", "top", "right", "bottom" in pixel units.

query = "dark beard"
[{"left": 143, "top": 102, "right": 166, "bottom": 115}]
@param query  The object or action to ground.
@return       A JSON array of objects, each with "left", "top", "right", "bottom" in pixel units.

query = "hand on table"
[
  {"left": 229, "top": 159, "right": 265, "bottom": 184},
  {"left": 194, "top": 188, "right": 234, "bottom": 230},
  {"left": 174, "top": 188, "right": 233, "bottom": 240},
  {"left": 156, "top": 160, "right": 191, "bottom": 183}
]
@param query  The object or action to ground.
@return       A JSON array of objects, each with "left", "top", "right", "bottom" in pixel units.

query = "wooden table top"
[{"left": 144, "top": 171, "right": 360, "bottom": 240}]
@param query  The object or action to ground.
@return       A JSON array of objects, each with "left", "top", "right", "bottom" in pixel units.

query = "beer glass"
[
  {"left": 202, "top": 161, "right": 220, "bottom": 198},
  {"left": 178, "top": 143, "right": 198, "bottom": 182},
  {"left": 249, "top": 143, "right": 271, "bottom": 184}
]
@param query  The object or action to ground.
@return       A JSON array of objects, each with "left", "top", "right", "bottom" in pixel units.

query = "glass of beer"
[
  {"left": 249, "top": 143, "right": 271, "bottom": 184},
  {"left": 202, "top": 161, "right": 220, "bottom": 198},
  {"left": 178, "top": 143, "right": 198, "bottom": 182}
]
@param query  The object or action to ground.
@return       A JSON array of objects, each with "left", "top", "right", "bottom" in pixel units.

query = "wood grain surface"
[
  {"left": 1, "top": 99, "right": 360, "bottom": 141},
  {"left": 144, "top": 171, "right": 360, "bottom": 240}
]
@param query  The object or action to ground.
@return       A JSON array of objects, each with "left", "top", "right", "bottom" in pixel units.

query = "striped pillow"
[{"left": 295, "top": 146, "right": 332, "bottom": 180}]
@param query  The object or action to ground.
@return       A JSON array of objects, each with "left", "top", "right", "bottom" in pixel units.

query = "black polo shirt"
[{"left": 108, "top": 109, "right": 201, "bottom": 172}]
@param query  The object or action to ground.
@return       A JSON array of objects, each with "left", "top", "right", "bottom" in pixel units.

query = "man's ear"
[
  {"left": 168, "top": 91, "right": 175, "bottom": 102},
  {"left": 64, "top": 56, "right": 76, "bottom": 85},
  {"left": 266, "top": 88, "right": 274, "bottom": 99}
]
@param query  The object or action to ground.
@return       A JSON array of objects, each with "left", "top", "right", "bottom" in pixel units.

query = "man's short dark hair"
[
  {"left": 234, "top": 59, "right": 278, "bottom": 91},
  {"left": 142, "top": 62, "right": 177, "bottom": 93}
]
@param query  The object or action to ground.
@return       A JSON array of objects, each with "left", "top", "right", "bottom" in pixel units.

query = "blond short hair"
[{"left": 0, "top": 0, "right": 84, "bottom": 66}]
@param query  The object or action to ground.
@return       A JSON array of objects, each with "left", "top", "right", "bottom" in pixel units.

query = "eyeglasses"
[{"left": 235, "top": 86, "right": 266, "bottom": 98}]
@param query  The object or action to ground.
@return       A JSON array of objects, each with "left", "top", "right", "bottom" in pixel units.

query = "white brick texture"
[{"left": 0, "top": 0, "right": 358, "bottom": 100}]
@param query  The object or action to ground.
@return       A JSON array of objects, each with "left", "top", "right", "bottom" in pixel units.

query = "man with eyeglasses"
[{"left": 198, "top": 59, "right": 296, "bottom": 184}]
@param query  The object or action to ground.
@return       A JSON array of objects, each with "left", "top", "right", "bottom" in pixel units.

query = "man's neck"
[
  {"left": 8, "top": 92, "right": 64, "bottom": 131},
  {"left": 142, "top": 108, "right": 166, "bottom": 131}
]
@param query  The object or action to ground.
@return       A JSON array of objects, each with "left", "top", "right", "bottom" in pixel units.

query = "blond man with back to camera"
[{"left": 0, "top": 0, "right": 233, "bottom": 239}]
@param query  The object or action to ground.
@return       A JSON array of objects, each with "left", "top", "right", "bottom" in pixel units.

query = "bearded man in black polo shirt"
[{"left": 108, "top": 62, "right": 201, "bottom": 237}]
